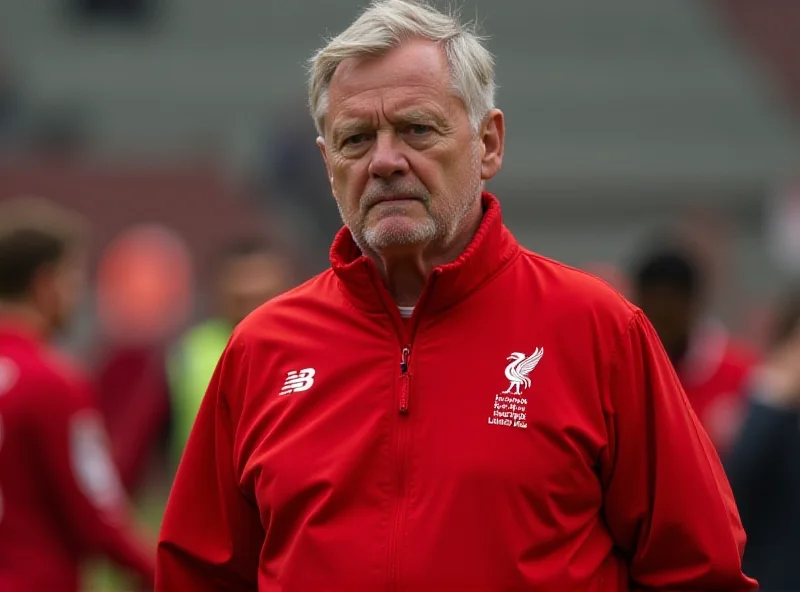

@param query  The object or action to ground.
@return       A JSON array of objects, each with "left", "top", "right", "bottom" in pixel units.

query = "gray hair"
[{"left": 307, "top": 0, "right": 496, "bottom": 137}]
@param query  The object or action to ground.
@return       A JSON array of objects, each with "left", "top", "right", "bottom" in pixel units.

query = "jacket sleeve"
[
  {"left": 723, "top": 397, "right": 799, "bottom": 530},
  {"left": 156, "top": 337, "right": 263, "bottom": 591},
  {"left": 35, "top": 377, "right": 155, "bottom": 586},
  {"left": 601, "top": 311, "right": 757, "bottom": 591}
]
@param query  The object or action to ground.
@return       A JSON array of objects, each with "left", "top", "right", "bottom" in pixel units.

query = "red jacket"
[
  {"left": 677, "top": 321, "right": 759, "bottom": 454},
  {"left": 0, "top": 321, "right": 155, "bottom": 592},
  {"left": 157, "top": 194, "right": 755, "bottom": 591}
]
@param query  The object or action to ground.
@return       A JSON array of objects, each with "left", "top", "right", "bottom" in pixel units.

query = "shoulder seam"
[
  {"left": 520, "top": 249, "right": 638, "bottom": 314},
  {"left": 605, "top": 309, "right": 642, "bottom": 380},
  {"left": 599, "top": 309, "right": 642, "bottom": 489}
]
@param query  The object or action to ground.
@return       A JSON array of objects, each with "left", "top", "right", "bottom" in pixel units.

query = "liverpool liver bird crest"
[{"left": 503, "top": 348, "right": 544, "bottom": 395}]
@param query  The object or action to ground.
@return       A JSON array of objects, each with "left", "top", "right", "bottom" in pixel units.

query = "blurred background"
[{"left": 1, "top": 0, "right": 799, "bottom": 589}]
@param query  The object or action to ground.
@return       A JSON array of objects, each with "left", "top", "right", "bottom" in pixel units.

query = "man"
[
  {"left": 0, "top": 196, "right": 155, "bottom": 591},
  {"left": 166, "top": 238, "right": 291, "bottom": 466},
  {"left": 157, "top": 1, "right": 755, "bottom": 590},
  {"left": 631, "top": 245, "right": 758, "bottom": 453},
  {"left": 724, "top": 286, "right": 800, "bottom": 591}
]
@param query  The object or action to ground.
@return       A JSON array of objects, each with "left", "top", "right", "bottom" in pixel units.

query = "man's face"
[
  {"left": 637, "top": 285, "right": 696, "bottom": 362},
  {"left": 42, "top": 249, "right": 87, "bottom": 334},
  {"left": 218, "top": 253, "right": 290, "bottom": 325},
  {"left": 318, "top": 38, "right": 503, "bottom": 256}
]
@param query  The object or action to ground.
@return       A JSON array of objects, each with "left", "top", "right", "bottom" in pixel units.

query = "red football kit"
[
  {"left": 158, "top": 194, "right": 755, "bottom": 591},
  {"left": 678, "top": 321, "right": 759, "bottom": 454},
  {"left": 0, "top": 320, "right": 155, "bottom": 591}
]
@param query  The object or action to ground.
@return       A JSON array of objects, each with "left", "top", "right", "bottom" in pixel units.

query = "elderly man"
[{"left": 156, "top": 1, "right": 755, "bottom": 590}]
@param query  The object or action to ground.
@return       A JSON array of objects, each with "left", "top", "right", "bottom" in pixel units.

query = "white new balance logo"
[{"left": 279, "top": 368, "right": 315, "bottom": 396}]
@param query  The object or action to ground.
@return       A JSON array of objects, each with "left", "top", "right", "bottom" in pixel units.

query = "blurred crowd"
[
  {"left": 1, "top": 0, "right": 800, "bottom": 590},
  {"left": 7, "top": 192, "right": 800, "bottom": 590}
]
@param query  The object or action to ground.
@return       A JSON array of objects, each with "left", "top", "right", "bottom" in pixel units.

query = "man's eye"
[
  {"left": 344, "top": 134, "right": 369, "bottom": 146},
  {"left": 406, "top": 125, "right": 432, "bottom": 135}
]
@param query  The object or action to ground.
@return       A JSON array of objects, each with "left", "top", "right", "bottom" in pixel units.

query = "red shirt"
[
  {"left": 157, "top": 193, "right": 755, "bottom": 591},
  {"left": 94, "top": 342, "right": 171, "bottom": 493},
  {"left": 678, "top": 321, "right": 759, "bottom": 454},
  {"left": 0, "top": 320, "right": 155, "bottom": 592}
]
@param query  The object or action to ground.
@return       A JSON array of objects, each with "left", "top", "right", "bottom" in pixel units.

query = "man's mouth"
[{"left": 373, "top": 195, "right": 420, "bottom": 205}]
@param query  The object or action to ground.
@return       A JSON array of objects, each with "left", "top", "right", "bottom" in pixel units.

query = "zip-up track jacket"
[{"left": 157, "top": 193, "right": 755, "bottom": 592}]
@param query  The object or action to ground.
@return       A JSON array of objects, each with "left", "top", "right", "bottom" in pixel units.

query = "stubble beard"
[
  {"left": 341, "top": 159, "right": 483, "bottom": 256},
  {"left": 362, "top": 206, "right": 438, "bottom": 252}
]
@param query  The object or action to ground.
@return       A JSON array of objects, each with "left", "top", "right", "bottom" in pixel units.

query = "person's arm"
[
  {"left": 35, "top": 376, "right": 155, "bottom": 587},
  {"left": 601, "top": 311, "right": 757, "bottom": 591},
  {"left": 156, "top": 337, "right": 263, "bottom": 591}
]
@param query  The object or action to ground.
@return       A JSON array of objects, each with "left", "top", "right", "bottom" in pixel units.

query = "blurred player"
[
  {"left": 724, "top": 285, "right": 800, "bottom": 591},
  {"left": 631, "top": 244, "right": 758, "bottom": 452},
  {"left": 166, "top": 238, "right": 291, "bottom": 467},
  {"left": 0, "top": 197, "right": 155, "bottom": 591}
]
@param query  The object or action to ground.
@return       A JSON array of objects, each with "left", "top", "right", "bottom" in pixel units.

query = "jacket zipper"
[
  {"left": 388, "top": 344, "right": 411, "bottom": 590},
  {"left": 399, "top": 346, "right": 410, "bottom": 413},
  {"left": 383, "top": 271, "right": 438, "bottom": 590}
]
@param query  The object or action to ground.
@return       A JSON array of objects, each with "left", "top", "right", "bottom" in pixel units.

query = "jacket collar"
[{"left": 330, "top": 192, "right": 520, "bottom": 316}]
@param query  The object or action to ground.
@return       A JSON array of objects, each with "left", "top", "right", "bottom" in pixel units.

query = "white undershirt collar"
[{"left": 397, "top": 306, "right": 414, "bottom": 319}]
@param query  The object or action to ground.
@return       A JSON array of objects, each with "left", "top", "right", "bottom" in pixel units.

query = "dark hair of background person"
[
  {"left": 216, "top": 236, "right": 276, "bottom": 264},
  {"left": 0, "top": 196, "right": 86, "bottom": 300},
  {"left": 631, "top": 245, "right": 703, "bottom": 300}
]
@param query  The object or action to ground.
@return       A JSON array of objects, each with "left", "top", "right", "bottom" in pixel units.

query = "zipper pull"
[{"left": 399, "top": 346, "right": 410, "bottom": 414}]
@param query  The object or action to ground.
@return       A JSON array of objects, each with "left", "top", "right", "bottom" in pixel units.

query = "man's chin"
[{"left": 363, "top": 217, "right": 436, "bottom": 252}]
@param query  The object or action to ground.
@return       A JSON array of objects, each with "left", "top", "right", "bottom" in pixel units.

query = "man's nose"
[{"left": 368, "top": 131, "right": 410, "bottom": 179}]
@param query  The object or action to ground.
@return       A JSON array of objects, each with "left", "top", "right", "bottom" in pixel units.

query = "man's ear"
[
  {"left": 316, "top": 136, "right": 337, "bottom": 198},
  {"left": 479, "top": 109, "right": 505, "bottom": 181}
]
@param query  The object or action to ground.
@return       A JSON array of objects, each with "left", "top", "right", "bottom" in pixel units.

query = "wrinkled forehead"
[{"left": 325, "top": 40, "right": 462, "bottom": 125}]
